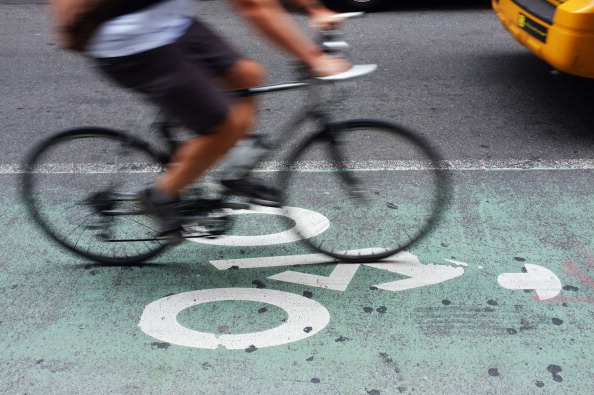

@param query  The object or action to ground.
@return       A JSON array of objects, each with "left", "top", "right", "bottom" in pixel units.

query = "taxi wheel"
[{"left": 323, "top": 0, "right": 388, "bottom": 12}]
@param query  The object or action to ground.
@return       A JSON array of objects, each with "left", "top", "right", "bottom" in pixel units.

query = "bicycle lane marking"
[
  {"left": 139, "top": 288, "right": 330, "bottom": 350},
  {"left": 136, "top": 167, "right": 586, "bottom": 352},
  {"left": 187, "top": 205, "right": 329, "bottom": 246},
  {"left": 5, "top": 166, "right": 594, "bottom": 393},
  {"left": 138, "top": 245, "right": 565, "bottom": 349},
  {"left": 138, "top": 250, "right": 468, "bottom": 349},
  {"left": 208, "top": 251, "right": 465, "bottom": 292},
  {"left": 141, "top": 200, "right": 470, "bottom": 350}
]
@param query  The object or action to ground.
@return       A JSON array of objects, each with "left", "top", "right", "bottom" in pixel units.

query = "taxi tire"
[{"left": 323, "top": 0, "right": 389, "bottom": 12}]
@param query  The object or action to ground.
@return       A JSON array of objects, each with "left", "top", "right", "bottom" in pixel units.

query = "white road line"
[
  {"left": 4, "top": 158, "right": 594, "bottom": 174},
  {"left": 256, "top": 159, "right": 594, "bottom": 171}
]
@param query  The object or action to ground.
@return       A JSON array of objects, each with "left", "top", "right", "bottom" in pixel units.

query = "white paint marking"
[
  {"left": 8, "top": 158, "right": 594, "bottom": 174},
  {"left": 269, "top": 264, "right": 360, "bottom": 292},
  {"left": 263, "top": 158, "right": 594, "bottom": 171},
  {"left": 211, "top": 251, "right": 465, "bottom": 292},
  {"left": 444, "top": 258, "right": 469, "bottom": 267},
  {"left": 188, "top": 206, "right": 329, "bottom": 246},
  {"left": 366, "top": 252, "right": 465, "bottom": 292},
  {"left": 12, "top": 163, "right": 163, "bottom": 174},
  {"left": 210, "top": 253, "right": 337, "bottom": 270},
  {"left": 497, "top": 263, "right": 561, "bottom": 300},
  {"left": 139, "top": 288, "right": 330, "bottom": 350}
]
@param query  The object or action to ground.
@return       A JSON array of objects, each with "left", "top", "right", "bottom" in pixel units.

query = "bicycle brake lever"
[{"left": 331, "top": 12, "right": 365, "bottom": 20}]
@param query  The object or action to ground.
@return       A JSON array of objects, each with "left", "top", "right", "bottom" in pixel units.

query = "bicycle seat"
[{"left": 316, "top": 64, "right": 378, "bottom": 82}]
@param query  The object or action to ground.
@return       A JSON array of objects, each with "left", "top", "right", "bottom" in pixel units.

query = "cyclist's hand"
[
  {"left": 308, "top": 55, "right": 350, "bottom": 77},
  {"left": 308, "top": 7, "right": 345, "bottom": 31}
]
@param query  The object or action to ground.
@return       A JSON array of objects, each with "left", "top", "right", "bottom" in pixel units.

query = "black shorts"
[{"left": 95, "top": 19, "right": 242, "bottom": 134}]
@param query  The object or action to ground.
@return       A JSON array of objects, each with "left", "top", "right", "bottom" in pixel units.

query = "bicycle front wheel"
[
  {"left": 22, "top": 128, "right": 169, "bottom": 264},
  {"left": 281, "top": 119, "right": 450, "bottom": 262}
]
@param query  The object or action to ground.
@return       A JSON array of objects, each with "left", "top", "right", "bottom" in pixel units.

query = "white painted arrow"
[
  {"left": 268, "top": 264, "right": 360, "bottom": 291},
  {"left": 497, "top": 263, "right": 561, "bottom": 300},
  {"left": 210, "top": 251, "right": 465, "bottom": 292},
  {"left": 366, "top": 252, "right": 465, "bottom": 291},
  {"left": 211, "top": 253, "right": 357, "bottom": 291}
]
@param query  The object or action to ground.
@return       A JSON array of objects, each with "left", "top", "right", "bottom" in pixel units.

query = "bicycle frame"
[
  {"left": 23, "top": 12, "right": 449, "bottom": 264},
  {"left": 136, "top": 64, "right": 378, "bottom": 164},
  {"left": 245, "top": 81, "right": 324, "bottom": 148},
  {"left": 22, "top": 57, "right": 450, "bottom": 264}
]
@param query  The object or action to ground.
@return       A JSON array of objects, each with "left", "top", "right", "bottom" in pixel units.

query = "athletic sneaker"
[
  {"left": 137, "top": 186, "right": 184, "bottom": 244},
  {"left": 220, "top": 177, "right": 281, "bottom": 207}
]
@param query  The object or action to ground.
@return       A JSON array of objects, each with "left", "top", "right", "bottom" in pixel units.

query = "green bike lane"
[{"left": 1, "top": 167, "right": 593, "bottom": 394}]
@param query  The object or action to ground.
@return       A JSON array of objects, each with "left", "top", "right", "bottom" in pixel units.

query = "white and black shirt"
[{"left": 87, "top": 0, "right": 194, "bottom": 58}]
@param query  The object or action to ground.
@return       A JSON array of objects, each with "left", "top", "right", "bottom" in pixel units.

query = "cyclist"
[{"left": 50, "top": 0, "right": 350, "bottom": 239}]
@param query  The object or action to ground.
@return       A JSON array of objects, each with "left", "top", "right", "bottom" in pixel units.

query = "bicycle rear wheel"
[
  {"left": 22, "top": 128, "right": 169, "bottom": 264},
  {"left": 281, "top": 119, "right": 450, "bottom": 262}
]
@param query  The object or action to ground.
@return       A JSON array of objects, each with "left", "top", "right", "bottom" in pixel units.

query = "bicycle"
[{"left": 21, "top": 14, "right": 450, "bottom": 265}]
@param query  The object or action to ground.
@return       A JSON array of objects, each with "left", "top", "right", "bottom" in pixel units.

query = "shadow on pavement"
[
  {"left": 478, "top": 50, "right": 594, "bottom": 142},
  {"left": 390, "top": 0, "right": 491, "bottom": 11}
]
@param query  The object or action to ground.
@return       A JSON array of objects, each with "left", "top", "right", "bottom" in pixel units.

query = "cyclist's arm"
[{"left": 227, "top": 0, "right": 349, "bottom": 76}]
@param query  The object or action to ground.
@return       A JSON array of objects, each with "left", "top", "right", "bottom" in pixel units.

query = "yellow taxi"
[{"left": 492, "top": 0, "right": 594, "bottom": 78}]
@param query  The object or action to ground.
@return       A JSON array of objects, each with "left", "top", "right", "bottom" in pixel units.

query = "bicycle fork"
[{"left": 324, "top": 123, "right": 370, "bottom": 205}]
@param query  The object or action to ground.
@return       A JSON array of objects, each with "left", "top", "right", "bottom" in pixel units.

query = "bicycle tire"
[
  {"left": 22, "top": 127, "right": 170, "bottom": 264},
  {"left": 280, "top": 119, "right": 450, "bottom": 262}
]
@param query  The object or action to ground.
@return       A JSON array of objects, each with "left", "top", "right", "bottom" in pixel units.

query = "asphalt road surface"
[{"left": 1, "top": 1, "right": 593, "bottom": 394}]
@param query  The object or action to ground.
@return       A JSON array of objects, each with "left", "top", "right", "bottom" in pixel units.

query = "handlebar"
[
  {"left": 288, "top": 12, "right": 374, "bottom": 82},
  {"left": 317, "top": 12, "right": 365, "bottom": 57},
  {"left": 331, "top": 12, "right": 365, "bottom": 19}
]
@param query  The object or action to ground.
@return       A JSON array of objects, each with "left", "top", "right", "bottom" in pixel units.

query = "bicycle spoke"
[{"left": 22, "top": 128, "right": 169, "bottom": 264}]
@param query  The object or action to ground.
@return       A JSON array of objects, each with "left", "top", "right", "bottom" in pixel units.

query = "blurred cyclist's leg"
[
  {"left": 155, "top": 58, "right": 265, "bottom": 195},
  {"left": 96, "top": 20, "right": 264, "bottom": 196},
  {"left": 95, "top": 21, "right": 266, "bottom": 234}
]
